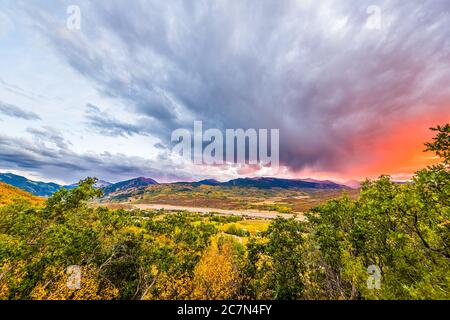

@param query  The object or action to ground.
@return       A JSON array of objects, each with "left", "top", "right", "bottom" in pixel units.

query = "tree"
[
  {"left": 31, "top": 265, "right": 118, "bottom": 300},
  {"left": 242, "top": 217, "right": 309, "bottom": 299},
  {"left": 425, "top": 124, "right": 450, "bottom": 164},
  {"left": 45, "top": 177, "right": 102, "bottom": 217},
  {"left": 192, "top": 237, "right": 241, "bottom": 300}
]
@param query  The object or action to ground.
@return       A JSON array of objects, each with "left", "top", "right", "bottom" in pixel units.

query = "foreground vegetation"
[{"left": 0, "top": 125, "right": 448, "bottom": 300}]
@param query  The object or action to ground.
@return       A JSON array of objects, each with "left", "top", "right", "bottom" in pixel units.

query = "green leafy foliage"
[{"left": 425, "top": 124, "right": 450, "bottom": 164}]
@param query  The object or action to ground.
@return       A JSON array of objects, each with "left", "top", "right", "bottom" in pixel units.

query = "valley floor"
[{"left": 127, "top": 203, "right": 302, "bottom": 220}]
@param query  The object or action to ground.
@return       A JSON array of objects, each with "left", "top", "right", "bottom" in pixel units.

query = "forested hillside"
[
  {"left": 0, "top": 125, "right": 448, "bottom": 300},
  {"left": 0, "top": 183, "right": 44, "bottom": 207},
  {"left": 0, "top": 174, "right": 61, "bottom": 197}
]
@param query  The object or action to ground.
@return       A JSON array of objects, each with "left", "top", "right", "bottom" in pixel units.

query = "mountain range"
[
  {"left": 102, "top": 177, "right": 158, "bottom": 195},
  {"left": 0, "top": 173, "right": 61, "bottom": 197},
  {"left": 65, "top": 180, "right": 113, "bottom": 190},
  {"left": 0, "top": 173, "right": 358, "bottom": 197},
  {"left": 0, "top": 173, "right": 160, "bottom": 197},
  {"left": 188, "top": 177, "right": 349, "bottom": 189}
]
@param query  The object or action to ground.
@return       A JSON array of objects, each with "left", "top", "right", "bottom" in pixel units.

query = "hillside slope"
[
  {"left": 102, "top": 177, "right": 158, "bottom": 196},
  {"left": 0, "top": 182, "right": 44, "bottom": 206},
  {"left": 0, "top": 173, "right": 61, "bottom": 196}
]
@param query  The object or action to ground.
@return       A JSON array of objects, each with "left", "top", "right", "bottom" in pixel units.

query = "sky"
[{"left": 0, "top": 0, "right": 449, "bottom": 184}]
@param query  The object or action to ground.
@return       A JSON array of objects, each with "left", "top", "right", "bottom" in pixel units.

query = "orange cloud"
[
  {"left": 287, "top": 109, "right": 449, "bottom": 181},
  {"left": 341, "top": 110, "right": 449, "bottom": 179}
]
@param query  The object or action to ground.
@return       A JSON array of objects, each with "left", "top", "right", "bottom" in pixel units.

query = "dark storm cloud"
[
  {"left": 19, "top": 0, "right": 450, "bottom": 173},
  {"left": 0, "top": 101, "right": 41, "bottom": 120}
]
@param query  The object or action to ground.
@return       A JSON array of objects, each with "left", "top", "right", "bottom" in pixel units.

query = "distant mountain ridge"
[
  {"left": 65, "top": 180, "right": 112, "bottom": 190},
  {"left": 102, "top": 177, "right": 158, "bottom": 195},
  {"left": 190, "top": 179, "right": 221, "bottom": 186},
  {"left": 0, "top": 174, "right": 159, "bottom": 197},
  {"left": 0, "top": 173, "right": 356, "bottom": 197},
  {"left": 343, "top": 179, "right": 361, "bottom": 189},
  {"left": 191, "top": 177, "right": 349, "bottom": 189},
  {"left": 0, "top": 173, "right": 61, "bottom": 197}
]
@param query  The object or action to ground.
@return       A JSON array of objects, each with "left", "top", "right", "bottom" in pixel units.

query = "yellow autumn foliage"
[
  {"left": 0, "top": 260, "right": 28, "bottom": 300},
  {"left": 0, "top": 182, "right": 44, "bottom": 207},
  {"left": 144, "top": 272, "right": 193, "bottom": 300},
  {"left": 31, "top": 265, "right": 119, "bottom": 300},
  {"left": 191, "top": 238, "right": 239, "bottom": 300}
]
